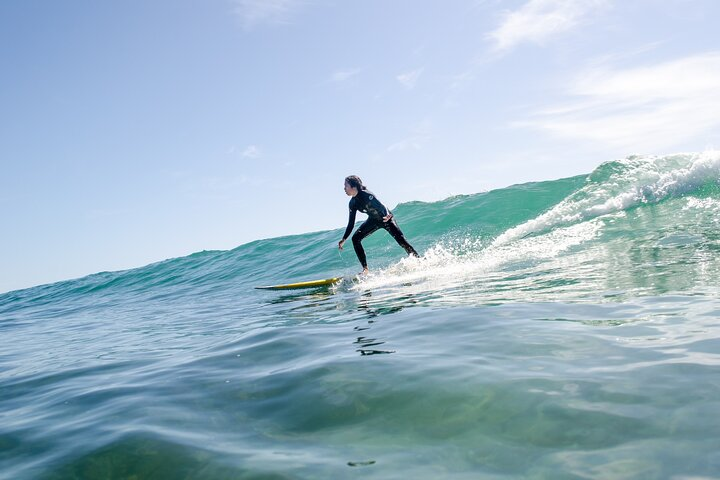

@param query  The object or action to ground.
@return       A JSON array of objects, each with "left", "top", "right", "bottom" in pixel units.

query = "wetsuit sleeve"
[{"left": 342, "top": 205, "right": 357, "bottom": 240}]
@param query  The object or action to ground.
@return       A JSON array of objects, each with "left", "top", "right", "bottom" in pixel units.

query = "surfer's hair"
[{"left": 345, "top": 175, "right": 364, "bottom": 190}]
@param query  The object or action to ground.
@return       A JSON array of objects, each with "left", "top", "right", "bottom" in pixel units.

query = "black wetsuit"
[{"left": 341, "top": 188, "right": 419, "bottom": 269}]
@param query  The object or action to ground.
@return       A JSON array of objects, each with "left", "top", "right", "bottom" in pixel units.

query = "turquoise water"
[{"left": 2, "top": 152, "right": 720, "bottom": 479}]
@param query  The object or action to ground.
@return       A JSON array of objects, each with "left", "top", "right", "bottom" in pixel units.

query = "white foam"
[
  {"left": 493, "top": 151, "right": 720, "bottom": 246},
  {"left": 683, "top": 196, "right": 720, "bottom": 212},
  {"left": 353, "top": 219, "right": 601, "bottom": 296}
]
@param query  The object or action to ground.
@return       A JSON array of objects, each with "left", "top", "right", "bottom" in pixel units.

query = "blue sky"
[{"left": 2, "top": 0, "right": 720, "bottom": 293}]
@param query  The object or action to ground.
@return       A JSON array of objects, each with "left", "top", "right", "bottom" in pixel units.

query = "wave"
[{"left": 3, "top": 151, "right": 720, "bottom": 311}]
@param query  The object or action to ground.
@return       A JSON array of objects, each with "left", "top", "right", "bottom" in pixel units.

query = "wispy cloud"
[
  {"left": 329, "top": 68, "right": 362, "bottom": 83},
  {"left": 241, "top": 145, "right": 262, "bottom": 158},
  {"left": 232, "top": 0, "right": 304, "bottom": 29},
  {"left": 487, "top": 0, "right": 607, "bottom": 53},
  {"left": 396, "top": 68, "right": 424, "bottom": 90},
  {"left": 387, "top": 120, "right": 433, "bottom": 153},
  {"left": 516, "top": 52, "right": 720, "bottom": 152},
  {"left": 387, "top": 137, "right": 425, "bottom": 153}
]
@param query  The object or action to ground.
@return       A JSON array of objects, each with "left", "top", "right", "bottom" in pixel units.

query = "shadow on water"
[
  {"left": 263, "top": 287, "right": 337, "bottom": 305},
  {"left": 353, "top": 324, "right": 395, "bottom": 356},
  {"left": 257, "top": 281, "right": 421, "bottom": 357},
  {"left": 350, "top": 291, "right": 420, "bottom": 356}
]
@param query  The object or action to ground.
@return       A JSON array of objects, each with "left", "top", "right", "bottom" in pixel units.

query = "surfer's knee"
[{"left": 352, "top": 231, "right": 363, "bottom": 246}]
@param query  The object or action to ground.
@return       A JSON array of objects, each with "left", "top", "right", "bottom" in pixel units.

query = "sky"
[{"left": 2, "top": 0, "right": 720, "bottom": 293}]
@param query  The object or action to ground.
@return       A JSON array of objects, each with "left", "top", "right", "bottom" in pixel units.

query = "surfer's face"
[{"left": 344, "top": 181, "right": 358, "bottom": 197}]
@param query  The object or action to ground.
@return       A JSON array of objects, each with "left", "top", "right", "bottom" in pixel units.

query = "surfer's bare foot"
[{"left": 359, "top": 268, "right": 369, "bottom": 276}]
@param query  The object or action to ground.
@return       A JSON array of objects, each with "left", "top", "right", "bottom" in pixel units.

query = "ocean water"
[{"left": 2, "top": 152, "right": 720, "bottom": 479}]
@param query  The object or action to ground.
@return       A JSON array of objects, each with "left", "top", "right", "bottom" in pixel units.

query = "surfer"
[{"left": 338, "top": 175, "right": 419, "bottom": 274}]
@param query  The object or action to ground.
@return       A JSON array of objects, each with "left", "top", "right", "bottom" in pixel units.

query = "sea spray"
[{"left": 492, "top": 150, "right": 720, "bottom": 246}]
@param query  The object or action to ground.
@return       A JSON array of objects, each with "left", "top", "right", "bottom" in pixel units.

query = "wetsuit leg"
[
  {"left": 352, "top": 219, "right": 382, "bottom": 268},
  {"left": 384, "top": 219, "right": 419, "bottom": 257}
]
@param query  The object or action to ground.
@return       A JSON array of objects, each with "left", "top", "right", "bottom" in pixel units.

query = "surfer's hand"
[
  {"left": 338, "top": 239, "right": 345, "bottom": 250},
  {"left": 383, "top": 213, "right": 393, "bottom": 223}
]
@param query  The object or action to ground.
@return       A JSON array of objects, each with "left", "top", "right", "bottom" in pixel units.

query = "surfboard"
[{"left": 255, "top": 277, "right": 343, "bottom": 290}]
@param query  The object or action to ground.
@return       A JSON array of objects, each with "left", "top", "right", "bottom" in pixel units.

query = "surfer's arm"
[{"left": 339, "top": 208, "right": 357, "bottom": 249}]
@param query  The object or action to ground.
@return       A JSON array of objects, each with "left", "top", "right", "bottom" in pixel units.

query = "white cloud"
[
  {"left": 387, "top": 137, "right": 425, "bottom": 153},
  {"left": 232, "top": 0, "right": 303, "bottom": 29},
  {"left": 242, "top": 145, "right": 261, "bottom": 158},
  {"left": 387, "top": 120, "right": 433, "bottom": 153},
  {"left": 396, "top": 68, "right": 424, "bottom": 90},
  {"left": 516, "top": 52, "right": 720, "bottom": 152},
  {"left": 329, "top": 68, "right": 362, "bottom": 83},
  {"left": 488, "top": 0, "right": 607, "bottom": 53}
]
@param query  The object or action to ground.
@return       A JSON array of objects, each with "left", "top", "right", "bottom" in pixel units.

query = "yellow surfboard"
[{"left": 255, "top": 277, "right": 343, "bottom": 290}]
